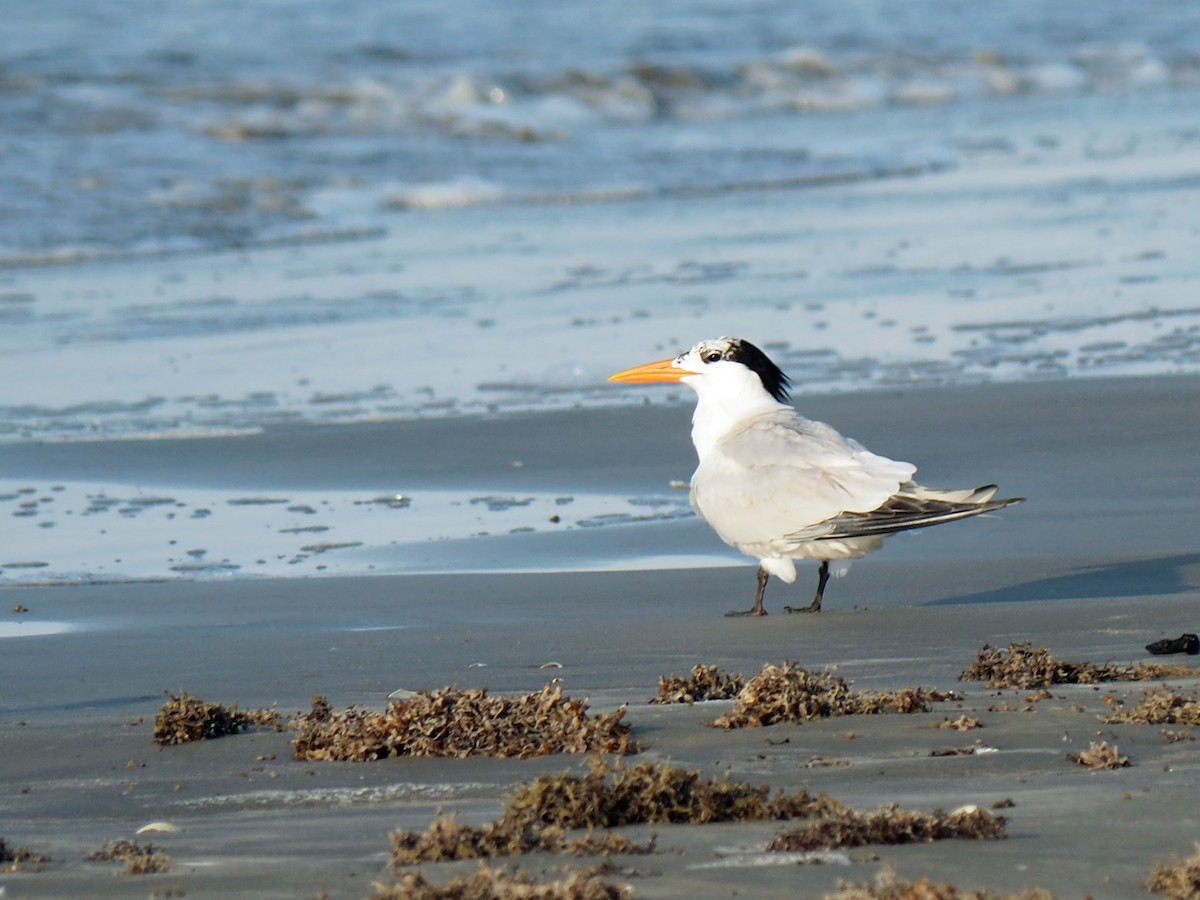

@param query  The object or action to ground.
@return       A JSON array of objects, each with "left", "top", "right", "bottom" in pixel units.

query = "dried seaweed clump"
[
  {"left": 829, "top": 867, "right": 1054, "bottom": 900},
  {"left": 649, "top": 664, "right": 744, "bottom": 704},
  {"left": 1147, "top": 843, "right": 1200, "bottom": 899},
  {"left": 938, "top": 715, "right": 982, "bottom": 731},
  {"left": 153, "top": 692, "right": 281, "bottom": 746},
  {"left": 502, "top": 757, "right": 838, "bottom": 831},
  {"left": 960, "top": 643, "right": 1193, "bottom": 690},
  {"left": 294, "top": 685, "right": 638, "bottom": 762},
  {"left": 1102, "top": 686, "right": 1200, "bottom": 726},
  {"left": 389, "top": 813, "right": 655, "bottom": 866},
  {"left": 567, "top": 833, "right": 655, "bottom": 857},
  {"left": 388, "top": 811, "right": 657, "bottom": 868},
  {"left": 768, "top": 804, "right": 1006, "bottom": 853},
  {"left": 86, "top": 839, "right": 172, "bottom": 875},
  {"left": 389, "top": 758, "right": 838, "bottom": 866},
  {"left": 1068, "top": 741, "right": 1129, "bottom": 770},
  {"left": 370, "top": 865, "right": 630, "bottom": 900},
  {"left": 1, "top": 837, "right": 48, "bottom": 873},
  {"left": 389, "top": 811, "right": 565, "bottom": 864},
  {"left": 710, "top": 661, "right": 952, "bottom": 729}
]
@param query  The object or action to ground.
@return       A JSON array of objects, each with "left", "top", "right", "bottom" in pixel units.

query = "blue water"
[
  {"left": 4, "top": 1, "right": 1200, "bottom": 260},
  {"left": 2, "top": 2, "right": 1200, "bottom": 442}
]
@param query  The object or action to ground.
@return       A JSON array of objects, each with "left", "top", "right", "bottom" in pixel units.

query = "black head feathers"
[{"left": 719, "top": 338, "right": 791, "bottom": 403}]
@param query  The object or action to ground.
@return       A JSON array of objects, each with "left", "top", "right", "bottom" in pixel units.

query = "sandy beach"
[
  {"left": 5, "top": 7, "right": 1200, "bottom": 895},
  {"left": 4, "top": 374, "right": 1200, "bottom": 898}
]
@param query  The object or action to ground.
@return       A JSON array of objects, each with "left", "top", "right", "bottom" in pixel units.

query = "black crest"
[{"left": 723, "top": 338, "right": 791, "bottom": 403}]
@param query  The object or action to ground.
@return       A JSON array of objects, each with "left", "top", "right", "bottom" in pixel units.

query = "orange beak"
[{"left": 608, "top": 357, "right": 697, "bottom": 384}]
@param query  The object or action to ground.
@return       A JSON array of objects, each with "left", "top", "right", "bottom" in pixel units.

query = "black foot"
[
  {"left": 1146, "top": 633, "right": 1200, "bottom": 655},
  {"left": 783, "top": 604, "right": 820, "bottom": 614},
  {"left": 725, "top": 608, "right": 766, "bottom": 617}
]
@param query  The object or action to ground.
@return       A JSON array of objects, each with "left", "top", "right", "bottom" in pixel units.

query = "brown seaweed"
[
  {"left": 369, "top": 866, "right": 631, "bottom": 900},
  {"left": 710, "top": 661, "right": 953, "bottom": 729},
  {"left": 0, "top": 837, "right": 48, "bottom": 873},
  {"left": 1102, "top": 686, "right": 1200, "bottom": 726},
  {"left": 1147, "top": 842, "right": 1200, "bottom": 899},
  {"left": 767, "top": 804, "right": 1007, "bottom": 852},
  {"left": 649, "top": 664, "right": 744, "bottom": 704},
  {"left": 389, "top": 758, "right": 838, "bottom": 866},
  {"left": 938, "top": 715, "right": 982, "bottom": 731},
  {"left": 86, "top": 839, "right": 172, "bottom": 875},
  {"left": 1067, "top": 741, "right": 1129, "bottom": 770},
  {"left": 293, "top": 685, "right": 638, "bottom": 762},
  {"left": 828, "top": 867, "right": 1054, "bottom": 900},
  {"left": 153, "top": 692, "right": 281, "bottom": 746},
  {"left": 960, "top": 643, "right": 1194, "bottom": 689}
]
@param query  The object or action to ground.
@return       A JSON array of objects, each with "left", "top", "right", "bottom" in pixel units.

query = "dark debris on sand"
[
  {"left": 1, "top": 837, "right": 48, "bottom": 873},
  {"left": 153, "top": 691, "right": 282, "bottom": 746},
  {"left": 293, "top": 684, "right": 638, "bottom": 762},
  {"left": 1147, "top": 842, "right": 1200, "bottom": 900},
  {"left": 829, "top": 867, "right": 1054, "bottom": 900},
  {"left": 709, "top": 661, "right": 954, "bottom": 729},
  {"left": 370, "top": 865, "right": 631, "bottom": 900},
  {"left": 86, "top": 839, "right": 172, "bottom": 875},
  {"left": 767, "top": 804, "right": 1007, "bottom": 853},
  {"left": 960, "top": 643, "right": 1195, "bottom": 690},
  {"left": 389, "top": 758, "right": 838, "bottom": 866},
  {"left": 649, "top": 664, "right": 744, "bottom": 704},
  {"left": 1102, "top": 685, "right": 1200, "bottom": 726}
]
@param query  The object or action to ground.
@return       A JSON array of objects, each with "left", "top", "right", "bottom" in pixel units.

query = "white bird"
[{"left": 609, "top": 337, "right": 1023, "bottom": 617}]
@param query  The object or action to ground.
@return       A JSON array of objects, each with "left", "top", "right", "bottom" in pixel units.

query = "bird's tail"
[
  {"left": 803, "top": 483, "right": 1024, "bottom": 541},
  {"left": 913, "top": 483, "right": 1000, "bottom": 504}
]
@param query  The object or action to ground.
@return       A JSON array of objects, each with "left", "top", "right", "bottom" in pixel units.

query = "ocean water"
[
  {"left": 2, "top": 2, "right": 1200, "bottom": 585},
  {"left": 5, "top": 1, "right": 1200, "bottom": 261}
]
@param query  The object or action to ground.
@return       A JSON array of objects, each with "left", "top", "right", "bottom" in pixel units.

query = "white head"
[
  {"left": 609, "top": 337, "right": 792, "bottom": 458},
  {"left": 669, "top": 337, "right": 791, "bottom": 404},
  {"left": 610, "top": 337, "right": 790, "bottom": 401}
]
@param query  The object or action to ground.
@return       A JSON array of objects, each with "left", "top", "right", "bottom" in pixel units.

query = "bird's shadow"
[{"left": 929, "top": 552, "right": 1200, "bottom": 606}]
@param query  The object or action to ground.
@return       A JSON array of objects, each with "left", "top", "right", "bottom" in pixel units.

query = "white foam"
[
  {"left": 0, "top": 621, "right": 74, "bottom": 639},
  {"left": 174, "top": 782, "right": 495, "bottom": 809},
  {"left": 690, "top": 850, "right": 852, "bottom": 869},
  {"left": 382, "top": 177, "right": 508, "bottom": 211}
]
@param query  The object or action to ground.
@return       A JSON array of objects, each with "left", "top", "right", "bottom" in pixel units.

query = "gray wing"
[{"left": 690, "top": 409, "right": 917, "bottom": 550}]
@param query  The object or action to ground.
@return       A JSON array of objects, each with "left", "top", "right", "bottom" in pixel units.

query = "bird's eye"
[{"left": 702, "top": 350, "right": 723, "bottom": 363}]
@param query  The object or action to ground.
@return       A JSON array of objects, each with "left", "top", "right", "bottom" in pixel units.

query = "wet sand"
[{"left": 3, "top": 375, "right": 1200, "bottom": 898}]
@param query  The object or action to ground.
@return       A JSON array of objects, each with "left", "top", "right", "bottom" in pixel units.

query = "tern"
[{"left": 609, "top": 337, "right": 1023, "bottom": 617}]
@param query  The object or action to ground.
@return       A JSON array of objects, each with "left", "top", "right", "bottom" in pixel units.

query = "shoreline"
[{"left": 2, "top": 373, "right": 1198, "bottom": 584}]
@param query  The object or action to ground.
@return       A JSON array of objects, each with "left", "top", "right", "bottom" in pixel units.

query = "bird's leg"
[
  {"left": 810, "top": 560, "right": 830, "bottom": 612},
  {"left": 784, "top": 561, "right": 829, "bottom": 614},
  {"left": 725, "top": 567, "right": 769, "bottom": 617}
]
